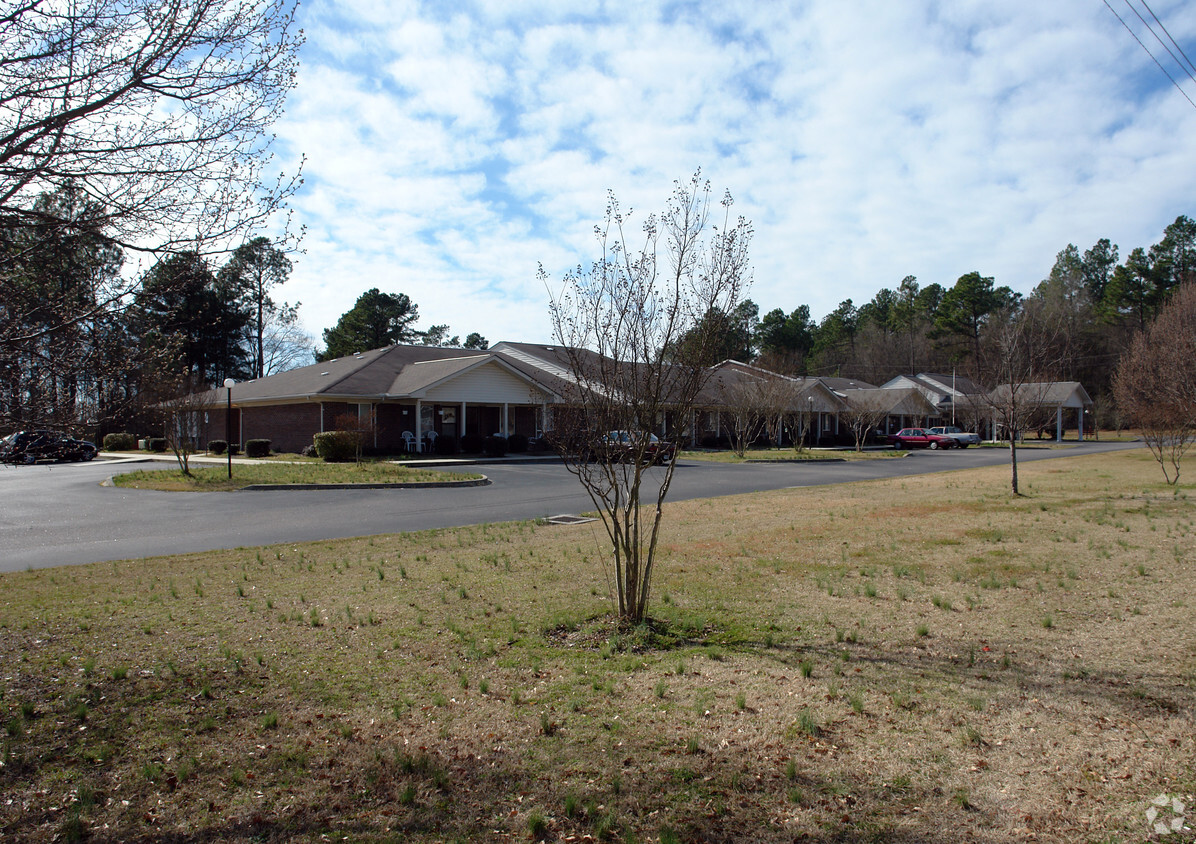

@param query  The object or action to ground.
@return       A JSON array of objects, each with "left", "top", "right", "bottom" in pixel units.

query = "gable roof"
[
  {"left": 988, "top": 381, "right": 1093, "bottom": 408},
  {"left": 917, "top": 372, "right": 987, "bottom": 396},
  {"left": 842, "top": 387, "right": 940, "bottom": 417},
  {"left": 701, "top": 361, "right": 847, "bottom": 412},
  {"left": 819, "top": 376, "right": 878, "bottom": 394},
  {"left": 211, "top": 344, "right": 556, "bottom": 405}
]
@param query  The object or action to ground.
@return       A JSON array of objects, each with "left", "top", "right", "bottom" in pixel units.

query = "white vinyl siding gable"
[{"left": 422, "top": 362, "right": 547, "bottom": 404}]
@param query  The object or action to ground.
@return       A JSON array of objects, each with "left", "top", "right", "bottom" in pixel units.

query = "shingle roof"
[
  {"left": 211, "top": 344, "right": 555, "bottom": 404},
  {"left": 819, "top": 376, "right": 878, "bottom": 393},
  {"left": 988, "top": 381, "right": 1093, "bottom": 408},
  {"left": 842, "top": 387, "right": 939, "bottom": 416}
]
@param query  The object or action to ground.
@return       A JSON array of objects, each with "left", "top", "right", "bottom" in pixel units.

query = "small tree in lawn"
[
  {"left": 160, "top": 375, "right": 216, "bottom": 477},
  {"left": 332, "top": 411, "right": 377, "bottom": 464},
  {"left": 761, "top": 376, "right": 800, "bottom": 451},
  {"left": 718, "top": 376, "right": 765, "bottom": 457},
  {"left": 1113, "top": 283, "right": 1196, "bottom": 484},
  {"left": 839, "top": 391, "right": 892, "bottom": 452},
  {"left": 977, "top": 301, "right": 1063, "bottom": 495},
  {"left": 544, "top": 172, "right": 752, "bottom": 624}
]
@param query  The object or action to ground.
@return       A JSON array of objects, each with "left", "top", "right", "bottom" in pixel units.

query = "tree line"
[
  {"left": 0, "top": 184, "right": 493, "bottom": 434},
  {"left": 0, "top": 184, "right": 309, "bottom": 432},
  {"left": 693, "top": 214, "right": 1195, "bottom": 423}
]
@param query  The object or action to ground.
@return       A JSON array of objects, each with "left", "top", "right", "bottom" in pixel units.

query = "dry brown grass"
[{"left": 1, "top": 448, "right": 1194, "bottom": 842}]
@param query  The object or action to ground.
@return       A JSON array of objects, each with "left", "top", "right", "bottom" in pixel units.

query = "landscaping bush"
[
  {"left": 482, "top": 435, "right": 508, "bottom": 457},
  {"left": 229, "top": 443, "right": 241, "bottom": 456},
  {"left": 102, "top": 432, "right": 137, "bottom": 451},
  {"left": 460, "top": 433, "right": 484, "bottom": 453},
  {"left": 208, "top": 439, "right": 228, "bottom": 455},
  {"left": 301, "top": 445, "right": 318, "bottom": 458},
  {"left": 245, "top": 439, "right": 271, "bottom": 458},
  {"left": 434, "top": 434, "right": 457, "bottom": 455},
  {"left": 313, "top": 431, "right": 359, "bottom": 462},
  {"left": 507, "top": 433, "right": 528, "bottom": 453},
  {"left": 147, "top": 437, "right": 168, "bottom": 453}
]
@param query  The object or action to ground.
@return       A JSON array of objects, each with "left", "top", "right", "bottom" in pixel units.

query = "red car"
[{"left": 888, "top": 428, "right": 957, "bottom": 449}]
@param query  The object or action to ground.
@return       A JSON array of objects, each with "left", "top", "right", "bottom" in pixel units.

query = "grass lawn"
[
  {"left": 2, "top": 449, "right": 1194, "bottom": 841},
  {"left": 680, "top": 447, "right": 903, "bottom": 462},
  {"left": 111, "top": 462, "right": 482, "bottom": 491}
]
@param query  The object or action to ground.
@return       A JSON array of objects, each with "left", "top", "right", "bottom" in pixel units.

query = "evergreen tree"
[{"left": 317, "top": 289, "right": 420, "bottom": 360}]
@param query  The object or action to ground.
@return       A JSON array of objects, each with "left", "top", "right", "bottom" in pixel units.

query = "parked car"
[
  {"left": 0, "top": 430, "right": 97, "bottom": 463},
  {"left": 927, "top": 426, "right": 982, "bottom": 448},
  {"left": 888, "top": 428, "right": 957, "bottom": 449},
  {"left": 600, "top": 431, "right": 677, "bottom": 465}
]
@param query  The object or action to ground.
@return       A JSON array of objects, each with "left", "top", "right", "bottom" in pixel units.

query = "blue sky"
[{"left": 272, "top": 0, "right": 1196, "bottom": 347}]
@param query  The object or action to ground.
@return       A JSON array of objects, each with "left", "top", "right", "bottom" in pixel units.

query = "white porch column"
[
  {"left": 319, "top": 403, "right": 325, "bottom": 433},
  {"left": 461, "top": 402, "right": 467, "bottom": 438},
  {"left": 502, "top": 402, "right": 509, "bottom": 437},
  {"left": 1056, "top": 406, "right": 1063, "bottom": 443},
  {"left": 1079, "top": 408, "right": 1085, "bottom": 442},
  {"left": 541, "top": 402, "right": 548, "bottom": 436},
  {"left": 414, "top": 400, "right": 422, "bottom": 451}
]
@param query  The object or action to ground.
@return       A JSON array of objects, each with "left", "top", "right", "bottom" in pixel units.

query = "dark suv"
[{"left": 0, "top": 430, "right": 97, "bottom": 464}]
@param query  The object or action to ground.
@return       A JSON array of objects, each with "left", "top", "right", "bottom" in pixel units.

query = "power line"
[
  {"left": 1102, "top": 0, "right": 1196, "bottom": 111},
  {"left": 1122, "top": 0, "right": 1196, "bottom": 87},
  {"left": 1140, "top": 0, "right": 1196, "bottom": 79}
]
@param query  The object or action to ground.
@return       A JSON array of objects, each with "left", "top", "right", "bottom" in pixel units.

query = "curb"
[
  {"left": 743, "top": 458, "right": 848, "bottom": 464},
  {"left": 102, "top": 475, "right": 490, "bottom": 491},
  {"left": 235, "top": 477, "right": 491, "bottom": 491}
]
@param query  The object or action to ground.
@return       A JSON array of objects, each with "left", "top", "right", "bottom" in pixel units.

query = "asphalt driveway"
[{"left": 0, "top": 440, "right": 1142, "bottom": 572}]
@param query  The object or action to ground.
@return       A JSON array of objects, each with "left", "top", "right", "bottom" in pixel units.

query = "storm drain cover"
[{"left": 545, "top": 514, "right": 598, "bottom": 525}]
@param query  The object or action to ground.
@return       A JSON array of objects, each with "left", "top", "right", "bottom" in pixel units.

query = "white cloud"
[{"left": 272, "top": 0, "right": 1196, "bottom": 349}]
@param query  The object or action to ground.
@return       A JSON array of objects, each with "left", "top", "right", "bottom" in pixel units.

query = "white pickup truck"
[{"left": 927, "top": 426, "right": 982, "bottom": 448}]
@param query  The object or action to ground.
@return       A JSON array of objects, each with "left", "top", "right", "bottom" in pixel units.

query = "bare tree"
[
  {"left": 260, "top": 302, "right": 315, "bottom": 375},
  {"left": 544, "top": 172, "right": 752, "bottom": 623},
  {"left": 1113, "top": 283, "right": 1196, "bottom": 484},
  {"left": 1, "top": 0, "right": 303, "bottom": 426},
  {"left": 332, "top": 411, "right": 378, "bottom": 464},
  {"left": 152, "top": 374, "right": 216, "bottom": 476},
  {"left": 716, "top": 376, "right": 765, "bottom": 457},
  {"left": 977, "top": 302, "right": 1063, "bottom": 495},
  {"left": 839, "top": 390, "right": 893, "bottom": 452},
  {"left": 760, "top": 375, "right": 800, "bottom": 451},
  {"left": 791, "top": 385, "right": 819, "bottom": 452}
]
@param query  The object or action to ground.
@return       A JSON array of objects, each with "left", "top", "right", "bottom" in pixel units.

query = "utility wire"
[
  {"left": 1102, "top": 0, "right": 1196, "bottom": 111},
  {"left": 1122, "top": 0, "right": 1196, "bottom": 87},
  {"left": 1140, "top": 0, "right": 1196, "bottom": 78}
]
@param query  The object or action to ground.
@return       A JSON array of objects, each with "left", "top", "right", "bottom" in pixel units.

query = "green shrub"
[
  {"left": 507, "top": 433, "right": 528, "bottom": 453},
  {"left": 482, "top": 435, "right": 507, "bottom": 457},
  {"left": 228, "top": 443, "right": 241, "bottom": 456},
  {"left": 434, "top": 434, "right": 457, "bottom": 455},
  {"left": 245, "top": 439, "right": 271, "bottom": 458},
  {"left": 147, "top": 437, "right": 167, "bottom": 453},
  {"left": 313, "top": 431, "right": 360, "bottom": 462},
  {"left": 208, "top": 439, "right": 228, "bottom": 455},
  {"left": 102, "top": 432, "right": 137, "bottom": 451},
  {"left": 460, "top": 433, "right": 484, "bottom": 453}
]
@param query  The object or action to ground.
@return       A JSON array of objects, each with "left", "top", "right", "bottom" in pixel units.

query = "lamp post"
[
  {"left": 223, "top": 378, "right": 235, "bottom": 479},
  {"left": 806, "top": 395, "right": 814, "bottom": 450}
]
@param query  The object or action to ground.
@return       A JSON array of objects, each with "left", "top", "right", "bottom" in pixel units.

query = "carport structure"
[{"left": 988, "top": 381, "right": 1094, "bottom": 442}]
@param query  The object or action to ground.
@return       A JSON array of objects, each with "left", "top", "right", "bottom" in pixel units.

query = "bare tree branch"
[{"left": 544, "top": 172, "right": 752, "bottom": 623}]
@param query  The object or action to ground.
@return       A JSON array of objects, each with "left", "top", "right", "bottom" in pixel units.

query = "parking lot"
[{"left": 0, "top": 440, "right": 1142, "bottom": 572}]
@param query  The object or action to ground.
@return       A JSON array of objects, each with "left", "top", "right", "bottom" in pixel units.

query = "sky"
[{"left": 270, "top": 0, "right": 1196, "bottom": 348}]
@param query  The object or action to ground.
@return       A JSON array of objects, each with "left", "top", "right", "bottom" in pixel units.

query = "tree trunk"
[{"left": 1009, "top": 438, "right": 1019, "bottom": 495}]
